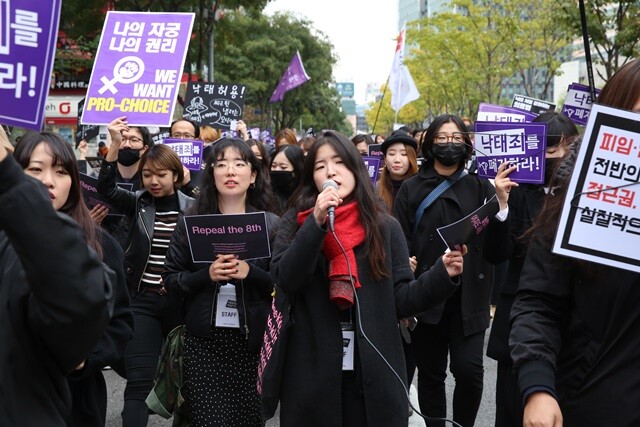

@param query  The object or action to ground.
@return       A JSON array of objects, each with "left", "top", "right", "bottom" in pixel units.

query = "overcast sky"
[{"left": 263, "top": 0, "right": 398, "bottom": 104}]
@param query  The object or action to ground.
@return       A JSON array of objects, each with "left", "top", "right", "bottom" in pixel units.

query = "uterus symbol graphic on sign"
[{"left": 98, "top": 56, "right": 145, "bottom": 95}]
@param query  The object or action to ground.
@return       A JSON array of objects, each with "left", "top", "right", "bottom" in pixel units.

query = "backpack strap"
[{"left": 412, "top": 169, "right": 468, "bottom": 236}]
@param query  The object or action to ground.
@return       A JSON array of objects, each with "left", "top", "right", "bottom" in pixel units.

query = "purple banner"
[
  {"left": 477, "top": 103, "right": 537, "bottom": 123},
  {"left": 561, "top": 83, "right": 601, "bottom": 127},
  {"left": 362, "top": 156, "right": 381, "bottom": 185},
  {"left": 474, "top": 122, "right": 547, "bottom": 184},
  {"left": 163, "top": 138, "right": 203, "bottom": 171},
  {"left": 82, "top": 12, "right": 194, "bottom": 126},
  {"left": 0, "top": 0, "right": 61, "bottom": 130},
  {"left": 269, "top": 51, "right": 310, "bottom": 103}
]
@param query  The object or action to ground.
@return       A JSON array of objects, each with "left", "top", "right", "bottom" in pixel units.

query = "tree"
[
  {"left": 557, "top": 0, "right": 640, "bottom": 81},
  {"left": 214, "top": 11, "right": 350, "bottom": 133}
]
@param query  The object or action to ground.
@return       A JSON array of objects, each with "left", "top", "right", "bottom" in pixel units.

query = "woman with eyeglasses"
[
  {"left": 163, "top": 138, "right": 278, "bottom": 426},
  {"left": 393, "top": 114, "right": 515, "bottom": 427},
  {"left": 98, "top": 119, "right": 195, "bottom": 427}
]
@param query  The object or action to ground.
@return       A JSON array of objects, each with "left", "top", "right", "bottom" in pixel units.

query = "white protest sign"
[{"left": 553, "top": 104, "right": 640, "bottom": 272}]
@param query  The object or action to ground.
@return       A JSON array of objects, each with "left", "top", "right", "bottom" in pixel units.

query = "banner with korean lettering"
[
  {"left": 163, "top": 138, "right": 203, "bottom": 171},
  {"left": 474, "top": 122, "right": 547, "bottom": 184},
  {"left": 183, "top": 82, "right": 246, "bottom": 130},
  {"left": 82, "top": 12, "right": 194, "bottom": 126},
  {"left": 511, "top": 94, "right": 555, "bottom": 115},
  {"left": 362, "top": 156, "right": 381, "bottom": 185},
  {"left": 477, "top": 103, "right": 537, "bottom": 123},
  {"left": 561, "top": 83, "right": 601, "bottom": 127},
  {"left": 553, "top": 104, "right": 640, "bottom": 272},
  {"left": 0, "top": 0, "right": 61, "bottom": 130}
]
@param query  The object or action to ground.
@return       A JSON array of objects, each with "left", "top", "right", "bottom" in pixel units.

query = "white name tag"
[
  {"left": 215, "top": 284, "right": 240, "bottom": 328},
  {"left": 342, "top": 329, "right": 355, "bottom": 371}
]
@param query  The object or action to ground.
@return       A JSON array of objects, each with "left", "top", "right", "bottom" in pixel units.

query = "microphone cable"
[{"left": 330, "top": 228, "right": 463, "bottom": 427}]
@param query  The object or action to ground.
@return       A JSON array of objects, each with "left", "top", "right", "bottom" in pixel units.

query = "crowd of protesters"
[{"left": 2, "top": 58, "right": 640, "bottom": 427}]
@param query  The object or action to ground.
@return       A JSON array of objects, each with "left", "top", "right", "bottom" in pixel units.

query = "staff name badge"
[
  {"left": 341, "top": 323, "right": 355, "bottom": 371},
  {"left": 215, "top": 284, "right": 239, "bottom": 328}
]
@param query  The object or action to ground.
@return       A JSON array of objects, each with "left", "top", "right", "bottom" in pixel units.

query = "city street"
[{"left": 105, "top": 327, "right": 497, "bottom": 427}]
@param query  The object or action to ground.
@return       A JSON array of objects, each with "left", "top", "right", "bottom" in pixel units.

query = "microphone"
[{"left": 322, "top": 180, "right": 338, "bottom": 231}]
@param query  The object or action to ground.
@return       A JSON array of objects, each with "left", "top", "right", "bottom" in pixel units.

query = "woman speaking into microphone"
[{"left": 270, "top": 130, "right": 467, "bottom": 426}]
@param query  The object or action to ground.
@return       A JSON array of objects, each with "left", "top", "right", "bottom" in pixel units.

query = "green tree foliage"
[
  {"left": 214, "top": 11, "right": 350, "bottom": 133},
  {"left": 366, "top": 0, "right": 581, "bottom": 131},
  {"left": 557, "top": 0, "right": 640, "bottom": 80}
]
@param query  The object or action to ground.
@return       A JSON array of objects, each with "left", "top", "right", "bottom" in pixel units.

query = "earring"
[{"left": 250, "top": 182, "right": 256, "bottom": 189}]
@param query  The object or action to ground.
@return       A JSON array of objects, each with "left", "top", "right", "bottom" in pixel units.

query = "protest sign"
[
  {"left": 561, "top": 83, "right": 602, "bottom": 127},
  {"left": 184, "top": 212, "right": 271, "bottom": 262},
  {"left": 474, "top": 122, "right": 547, "bottom": 184},
  {"left": 162, "top": 137, "right": 203, "bottom": 171},
  {"left": 362, "top": 156, "right": 381, "bottom": 185},
  {"left": 477, "top": 103, "right": 537, "bottom": 123},
  {"left": 0, "top": 0, "right": 61, "bottom": 130},
  {"left": 82, "top": 11, "right": 194, "bottom": 126},
  {"left": 368, "top": 144, "right": 383, "bottom": 158},
  {"left": 553, "top": 104, "right": 640, "bottom": 273},
  {"left": 511, "top": 94, "right": 555, "bottom": 115},
  {"left": 79, "top": 173, "right": 132, "bottom": 216},
  {"left": 76, "top": 98, "right": 100, "bottom": 146},
  {"left": 437, "top": 195, "right": 500, "bottom": 251},
  {"left": 183, "top": 82, "right": 246, "bottom": 130},
  {"left": 152, "top": 129, "right": 170, "bottom": 144}
]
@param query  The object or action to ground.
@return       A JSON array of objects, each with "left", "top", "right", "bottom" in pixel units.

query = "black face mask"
[
  {"left": 270, "top": 170, "right": 296, "bottom": 194},
  {"left": 117, "top": 148, "right": 141, "bottom": 167},
  {"left": 431, "top": 143, "right": 467, "bottom": 167},
  {"left": 544, "top": 157, "right": 561, "bottom": 186}
]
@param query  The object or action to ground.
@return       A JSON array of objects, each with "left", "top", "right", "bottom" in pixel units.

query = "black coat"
[
  {"left": 0, "top": 156, "right": 114, "bottom": 426},
  {"left": 485, "top": 184, "right": 545, "bottom": 362},
  {"left": 393, "top": 162, "right": 505, "bottom": 335},
  {"left": 270, "top": 211, "right": 459, "bottom": 427},
  {"left": 97, "top": 160, "right": 194, "bottom": 295},
  {"left": 163, "top": 209, "right": 279, "bottom": 352},
  {"left": 510, "top": 240, "right": 640, "bottom": 426},
  {"left": 67, "top": 231, "right": 134, "bottom": 427}
]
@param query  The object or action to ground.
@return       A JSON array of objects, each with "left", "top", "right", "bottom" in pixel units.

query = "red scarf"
[{"left": 297, "top": 202, "right": 365, "bottom": 309}]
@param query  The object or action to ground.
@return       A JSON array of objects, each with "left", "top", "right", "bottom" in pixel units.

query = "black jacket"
[
  {"left": 485, "top": 184, "right": 545, "bottom": 362},
  {"left": 67, "top": 231, "right": 134, "bottom": 427},
  {"left": 510, "top": 240, "right": 640, "bottom": 426},
  {"left": 0, "top": 156, "right": 114, "bottom": 426},
  {"left": 270, "top": 211, "right": 459, "bottom": 427},
  {"left": 163, "top": 209, "right": 279, "bottom": 352},
  {"left": 393, "top": 162, "right": 506, "bottom": 335},
  {"left": 97, "top": 160, "right": 194, "bottom": 295}
]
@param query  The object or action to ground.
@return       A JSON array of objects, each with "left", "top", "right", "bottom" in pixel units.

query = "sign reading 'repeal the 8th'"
[{"left": 81, "top": 11, "right": 194, "bottom": 126}]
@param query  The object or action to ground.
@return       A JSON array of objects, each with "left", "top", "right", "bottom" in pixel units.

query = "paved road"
[{"left": 105, "top": 326, "right": 497, "bottom": 427}]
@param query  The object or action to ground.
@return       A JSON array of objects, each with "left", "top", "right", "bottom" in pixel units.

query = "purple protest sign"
[
  {"left": 163, "top": 138, "right": 204, "bottom": 171},
  {"left": 0, "top": 0, "right": 61, "bottom": 130},
  {"left": 362, "top": 156, "right": 381, "bottom": 185},
  {"left": 82, "top": 12, "right": 194, "bottom": 126},
  {"left": 477, "top": 103, "right": 537, "bottom": 123},
  {"left": 474, "top": 122, "right": 547, "bottom": 184},
  {"left": 269, "top": 51, "right": 310, "bottom": 103},
  {"left": 561, "top": 83, "right": 601, "bottom": 126}
]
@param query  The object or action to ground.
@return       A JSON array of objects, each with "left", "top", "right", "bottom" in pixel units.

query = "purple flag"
[
  {"left": 269, "top": 51, "right": 310, "bottom": 103},
  {"left": 474, "top": 122, "right": 547, "bottom": 184},
  {"left": 82, "top": 12, "right": 194, "bottom": 126},
  {"left": 0, "top": 0, "right": 61, "bottom": 130}
]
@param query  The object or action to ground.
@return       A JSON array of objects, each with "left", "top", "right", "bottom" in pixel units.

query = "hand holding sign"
[
  {"left": 494, "top": 161, "right": 519, "bottom": 209},
  {"left": 209, "top": 254, "right": 246, "bottom": 281},
  {"left": 442, "top": 246, "right": 467, "bottom": 277}
]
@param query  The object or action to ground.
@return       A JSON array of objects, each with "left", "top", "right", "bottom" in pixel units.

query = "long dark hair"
[
  {"left": 14, "top": 132, "right": 103, "bottom": 258},
  {"left": 291, "top": 131, "right": 389, "bottom": 280},
  {"left": 190, "top": 138, "right": 275, "bottom": 215}
]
